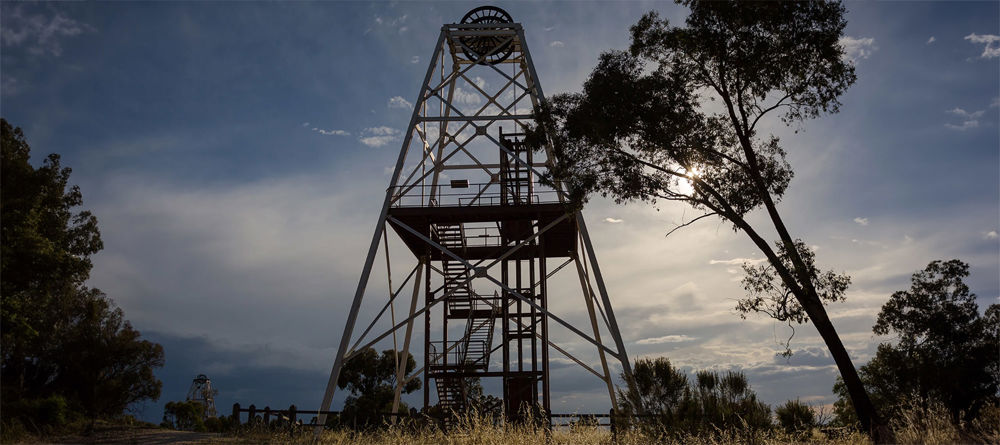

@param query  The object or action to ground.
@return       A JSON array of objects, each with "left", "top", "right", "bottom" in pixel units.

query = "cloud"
[
  {"left": 709, "top": 257, "right": 766, "bottom": 266},
  {"left": 926, "top": 36, "right": 936, "bottom": 44},
  {"left": 947, "top": 107, "right": 985, "bottom": 119},
  {"left": 604, "top": 217, "right": 623, "bottom": 224},
  {"left": 1, "top": 76, "right": 20, "bottom": 96},
  {"left": 543, "top": 26, "right": 555, "bottom": 32},
  {"left": 964, "top": 33, "right": 1000, "bottom": 59},
  {"left": 636, "top": 334, "right": 696, "bottom": 345},
  {"left": 453, "top": 87, "right": 482, "bottom": 106},
  {"left": 1, "top": 6, "right": 93, "bottom": 57},
  {"left": 985, "top": 231, "right": 999, "bottom": 240},
  {"left": 839, "top": 36, "right": 876, "bottom": 63},
  {"left": 945, "top": 107, "right": 986, "bottom": 131},
  {"left": 388, "top": 96, "right": 413, "bottom": 109},
  {"left": 410, "top": 56, "right": 420, "bottom": 64},
  {"left": 301, "top": 122, "right": 310, "bottom": 127},
  {"left": 945, "top": 120, "right": 980, "bottom": 131},
  {"left": 359, "top": 126, "right": 400, "bottom": 148},
  {"left": 992, "top": 97, "right": 1000, "bottom": 108},
  {"left": 853, "top": 217, "right": 869, "bottom": 226},
  {"left": 316, "top": 129, "right": 349, "bottom": 136},
  {"left": 550, "top": 41, "right": 565, "bottom": 48}
]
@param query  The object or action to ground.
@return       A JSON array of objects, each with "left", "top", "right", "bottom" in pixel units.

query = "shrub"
[{"left": 775, "top": 399, "right": 814, "bottom": 435}]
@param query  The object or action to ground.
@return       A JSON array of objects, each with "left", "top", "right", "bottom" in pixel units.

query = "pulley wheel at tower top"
[{"left": 459, "top": 6, "right": 515, "bottom": 65}]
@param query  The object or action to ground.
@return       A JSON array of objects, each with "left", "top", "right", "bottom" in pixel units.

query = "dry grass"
[
  {"left": 218, "top": 414, "right": 873, "bottom": 445},
  {"left": 210, "top": 401, "right": 1000, "bottom": 445}
]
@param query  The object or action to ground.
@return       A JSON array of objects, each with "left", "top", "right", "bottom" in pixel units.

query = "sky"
[{"left": 2, "top": 1, "right": 998, "bottom": 424}]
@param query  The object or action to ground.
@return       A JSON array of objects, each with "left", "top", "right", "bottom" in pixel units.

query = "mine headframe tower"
[
  {"left": 318, "top": 6, "right": 638, "bottom": 427},
  {"left": 186, "top": 374, "right": 217, "bottom": 418}
]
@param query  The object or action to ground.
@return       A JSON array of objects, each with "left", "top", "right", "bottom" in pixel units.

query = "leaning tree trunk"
[
  {"left": 724, "top": 103, "right": 896, "bottom": 444},
  {"left": 795, "top": 290, "right": 893, "bottom": 443}
]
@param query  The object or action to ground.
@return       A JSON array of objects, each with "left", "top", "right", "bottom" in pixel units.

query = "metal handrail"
[{"left": 390, "top": 182, "right": 558, "bottom": 208}]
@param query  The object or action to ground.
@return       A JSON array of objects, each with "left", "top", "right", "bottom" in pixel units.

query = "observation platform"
[{"left": 386, "top": 183, "right": 577, "bottom": 260}]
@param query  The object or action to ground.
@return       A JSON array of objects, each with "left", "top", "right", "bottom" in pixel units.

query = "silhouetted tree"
[
  {"left": 775, "top": 399, "right": 816, "bottom": 436},
  {"left": 528, "top": 1, "right": 890, "bottom": 440},
  {"left": 833, "top": 260, "right": 1000, "bottom": 425},
  {"left": 336, "top": 347, "right": 420, "bottom": 428},
  {"left": 162, "top": 400, "right": 206, "bottom": 431},
  {"left": 1, "top": 118, "right": 164, "bottom": 422}
]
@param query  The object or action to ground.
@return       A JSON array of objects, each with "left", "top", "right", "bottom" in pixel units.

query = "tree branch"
[{"left": 664, "top": 212, "right": 718, "bottom": 237}]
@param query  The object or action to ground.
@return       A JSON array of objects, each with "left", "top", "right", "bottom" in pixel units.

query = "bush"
[
  {"left": 162, "top": 400, "right": 206, "bottom": 431},
  {"left": 775, "top": 399, "right": 814, "bottom": 435},
  {"left": 618, "top": 358, "right": 772, "bottom": 439}
]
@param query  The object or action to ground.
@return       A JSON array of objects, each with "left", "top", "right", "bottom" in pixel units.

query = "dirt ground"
[{"left": 46, "top": 428, "right": 222, "bottom": 444}]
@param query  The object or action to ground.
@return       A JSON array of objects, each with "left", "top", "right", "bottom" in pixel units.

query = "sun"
[{"left": 678, "top": 165, "right": 702, "bottom": 196}]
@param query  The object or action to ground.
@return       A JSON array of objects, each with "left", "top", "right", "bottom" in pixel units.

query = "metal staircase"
[
  {"left": 431, "top": 223, "right": 498, "bottom": 422},
  {"left": 435, "top": 375, "right": 467, "bottom": 422},
  {"left": 436, "top": 223, "right": 472, "bottom": 314},
  {"left": 461, "top": 294, "right": 498, "bottom": 369}
]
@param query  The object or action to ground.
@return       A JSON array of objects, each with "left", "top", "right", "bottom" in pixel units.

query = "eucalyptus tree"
[{"left": 529, "top": 1, "right": 891, "bottom": 440}]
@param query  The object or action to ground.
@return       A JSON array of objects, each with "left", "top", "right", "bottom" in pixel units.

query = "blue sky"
[{"left": 2, "top": 1, "right": 997, "bottom": 424}]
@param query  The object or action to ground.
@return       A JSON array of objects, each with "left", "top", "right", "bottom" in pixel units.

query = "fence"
[{"left": 230, "top": 403, "right": 656, "bottom": 433}]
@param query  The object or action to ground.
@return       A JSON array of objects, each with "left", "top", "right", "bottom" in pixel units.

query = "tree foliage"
[
  {"left": 1, "top": 118, "right": 164, "bottom": 421},
  {"left": 162, "top": 400, "right": 206, "bottom": 431},
  {"left": 618, "top": 357, "right": 771, "bottom": 438},
  {"left": 336, "top": 347, "right": 420, "bottom": 428},
  {"left": 736, "top": 240, "right": 850, "bottom": 356},
  {"left": 530, "top": 1, "right": 888, "bottom": 439},
  {"left": 775, "top": 399, "right": 816, "bottom": 435},
  {"left": 834, "top": 260, "right": 1000, "bottom": 425}
]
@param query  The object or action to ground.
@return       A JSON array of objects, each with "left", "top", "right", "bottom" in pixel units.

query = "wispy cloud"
[
  {"left": 359, "top": 126, "right": 399, "bottom": 148},
  {"left": 945, "top": 120, "right": 980, "bottom": 131},
  {"left": 2, "top": 76, "right": 21, "bottom": 96},
  {"left": 1, "top": 6, "right": 93, "bottom": 57},
  {"left": 926, "top": 36, "right": 936, "bottom": 44},
  {"left": 964, "top": 33, "right": 1000, "bottom": 59},
  {"left": 985, "top": 230, "right": 999, "bottom": 240},
  {"left": 945, "top": 107, "right": 985, "bottom": 131},
  {"left": 604, "top": 217, "right": 623, "bottom": 224},
  {"left": 709, "top": 258, "right": 767, "bottom": 266},
  {"left": 853, "top": 217, "right": 869, "bottom": 226},
  {"left": 636, "top": 334, "right": 695, "bottom": 345},
  {"left": 550, "top": 41, "right": 565, "bottom": 48},
  {"left": 410, "top": 56, "right": 420, "bottom": 64},
  {"left": 305, "top": 124, "right": 349, "bottom": 136},
  {"left": 839, "top": 36, "right": 876, "bottom": 63},
  {"left": 388, "top": 96, "right": 413, "bottom": 110},
  {"left": 315, "top": 128, "right": 349, "bottom": 136}
]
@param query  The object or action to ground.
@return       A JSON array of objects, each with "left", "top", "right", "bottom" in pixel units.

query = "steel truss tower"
[{"left": 318, "top": 6, "right": 637, "bottom": 426}]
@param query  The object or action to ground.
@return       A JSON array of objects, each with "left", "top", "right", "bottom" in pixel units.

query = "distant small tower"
[{"left": 185, "top": 374, "right": 217, "bottom": 418}]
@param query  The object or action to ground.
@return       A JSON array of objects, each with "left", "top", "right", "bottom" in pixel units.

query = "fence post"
[
  {"left": 232, "top": 403, "right": 241, "bottom": 425},
  {"left": 264, "top": 406, "right": 271, "bottom": 425},
  {"left": 288, "top": 404, "right": 297, "bottom": 424},
  {"left": 609, "top": 408, "right": 616, "bottom": 438},
  {"left": 248, "top": 404, "right": 257, "bottom": 425}
]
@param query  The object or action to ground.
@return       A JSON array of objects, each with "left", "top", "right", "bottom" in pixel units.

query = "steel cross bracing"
[{"left": 317, "top": 15, "right": 639, "bottom": 430}]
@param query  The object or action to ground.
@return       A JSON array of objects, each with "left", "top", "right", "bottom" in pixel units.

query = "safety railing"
[
  {"left": 428, "top": 340, "right": 489, "bottom": 367},
  {"left": 389, "top": 182, "right": 559, "bottom": 208}
]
